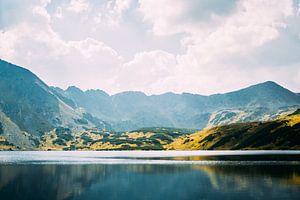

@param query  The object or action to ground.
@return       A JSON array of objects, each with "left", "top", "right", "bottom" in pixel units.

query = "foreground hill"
[
  {"left": 55, "top": 81, "right": 300, "bottom": 131},
  {"left": 1, "top": 111, "right": 300, "bottom": 150},
  {"left": 166, "top": 110, "right": 300, "bottom": 150},
  {"left": 32, "top": 111, "right": 300, "bottom": 150}
]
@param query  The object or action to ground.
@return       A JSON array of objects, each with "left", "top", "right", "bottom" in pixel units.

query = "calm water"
[{"left": 0, "top": 151, "right": 300, "bottom": 200}]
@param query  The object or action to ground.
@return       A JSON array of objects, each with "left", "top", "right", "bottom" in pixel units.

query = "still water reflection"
[{"left": 0, "top": 163, "right": 300, "bottom": 200}]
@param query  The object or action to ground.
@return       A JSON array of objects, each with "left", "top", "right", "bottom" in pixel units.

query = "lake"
[{"left": 0, "top": 151, "right": 300, "bottom": 200}]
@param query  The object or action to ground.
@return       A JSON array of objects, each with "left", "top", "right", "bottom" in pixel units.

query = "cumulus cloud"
[
  {"left": 0, "top": 0, "right": 300, "bottom": 95},
  {"left": 67, "top": 0, "right": 90, "bottom": 13},
  {"left": 137, "top": 0, "right": 300, "bottom": 94},
  {"left": 138, "top": 0, "right": 188, "bottom": 35},
  {"left": 0, "top": 0, "right": 122, "bottom": 92},
  {"left": 115, "top": 50, "right": 177, "bottom": 93}
]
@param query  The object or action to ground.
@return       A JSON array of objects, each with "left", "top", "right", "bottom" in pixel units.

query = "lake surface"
[{"left": 0, "top": 151, "right": 300, "bottom": 200}]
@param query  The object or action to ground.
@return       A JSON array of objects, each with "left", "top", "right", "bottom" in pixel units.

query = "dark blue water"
[{"left": 0, "top": 151, "right": 299, "bottom": 200}]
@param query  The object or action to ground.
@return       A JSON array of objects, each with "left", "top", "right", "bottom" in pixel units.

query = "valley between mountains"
[{"left": 0, "top": 59, "right": 300, "bottom": 150}]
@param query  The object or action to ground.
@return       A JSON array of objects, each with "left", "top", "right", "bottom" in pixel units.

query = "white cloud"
[
  {"left": 115, "top": 50, "right": 177, "bottom": 93},
  {"left": 138, "top": 0, "right": 188, "bottom": 35},
  {"left": 135, "top": 0, "right": 299, "bottom": 94},
  {"left": 110, "top": 0, "right": 132, "bottom": 14},
  {"left": 1, "top": 0, "right": 300, "bottom": 95},
  {"left": 0, "top": 0, "right": 122, "bottom": 92},
  {"left": 54, "top": 6, "right": 63, "bottom": 18},
  {"left": 67, "top": 0, "right": 90, "bottom": 13},
  {"left": 0, "top": 27, "right": 123, "bottom": 91}
]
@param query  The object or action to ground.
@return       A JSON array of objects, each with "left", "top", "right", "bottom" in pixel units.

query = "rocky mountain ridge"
[{"left": 55, "top": 81, "right": 300, "bottom": 131}]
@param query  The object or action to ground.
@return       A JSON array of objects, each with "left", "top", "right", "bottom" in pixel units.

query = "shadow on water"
[{"left": 0, "top": 162, "right": 300, "bottom": 200}]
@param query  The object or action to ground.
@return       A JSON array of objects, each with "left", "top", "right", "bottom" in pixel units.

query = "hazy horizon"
[
  {"left": 1, "top": 0, "right": 300, "bottom": 95},
  {"left": 2, "top": 58, "right": 299, "bottom": 95},
  {"left": 54, "top": 80, "right": 299, "bottom": 96}
]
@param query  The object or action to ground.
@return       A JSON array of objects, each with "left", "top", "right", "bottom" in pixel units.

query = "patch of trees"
[
  {"left": 0, "top": 122, "right": 3, "bottom": 134},
  {"left": 53, "top": 138, "right": 67, "bottom": 146},
  {"left": 74, "top": 118, "right": 89, "bottom": 125}
]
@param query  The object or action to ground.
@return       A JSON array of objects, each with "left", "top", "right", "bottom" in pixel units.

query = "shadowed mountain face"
[
  {"left": 55, "top": 81, "right": 300, "bottom": 131},
  {"left": 0, "top": 60, "right": 61, "bottom": 135},
  {"left": 0, "top": 60, "right": 109, "bottom": 148}
]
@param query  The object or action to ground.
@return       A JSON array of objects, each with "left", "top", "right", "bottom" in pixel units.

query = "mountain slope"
[
  {"left": 207, "top": 81, "right": 300, "bottom": 108},
  {"left": 57, "top": 81, "right": 300, "bottom": 131},
  {"left": 0, "top": 111, "right": 36, "bottom": 149},
  {"left": 166, "top": 110, "right": 300, "bottom": 150},
  {"left": 36, "top": 111, "right": 300, "bottom": 150},
  {"left": 0, "top": 60, "right": 61, "bottom": 135},
  {"left": 0, "top": 60, "right": 110, "bottom": 148}
]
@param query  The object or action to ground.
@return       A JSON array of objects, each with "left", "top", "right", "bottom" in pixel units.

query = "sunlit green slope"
[{"left": 166, "top": 110, "right": 300, "bottom": 150}]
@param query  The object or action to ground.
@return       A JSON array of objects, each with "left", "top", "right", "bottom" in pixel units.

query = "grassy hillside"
[
  {"left": 166, "top": 110, "right": 300, "bottom": 150},
  {"left": 1, "top": 109, "right": 299, "bottom": 151},
  {"left": 37, "top": 110, "right": 300, "bottom": 150},
  {"left": 38, "top": 127, "right": 197, "bottom": 150}
]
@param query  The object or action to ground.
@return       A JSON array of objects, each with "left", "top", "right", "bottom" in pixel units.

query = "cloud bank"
[{"left": 0, "top": 0, "right": 300, "bottom": 94}]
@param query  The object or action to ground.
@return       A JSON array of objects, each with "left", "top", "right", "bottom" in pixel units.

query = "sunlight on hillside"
[
  {"left": 167, "top": 112, "right": 300, "bottom": 150},
  {"left": 281, "top": 114, "right": 300, "bottom": 127}
]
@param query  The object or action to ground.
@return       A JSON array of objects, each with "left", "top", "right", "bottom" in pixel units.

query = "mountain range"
[
  {"left": 0, "top": 59, "right": 300, "bottom": 149},
  {"left": 53, "top": 77, "right": 300, "bottom": 131}
]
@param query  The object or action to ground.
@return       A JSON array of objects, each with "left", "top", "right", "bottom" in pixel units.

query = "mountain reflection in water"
[{"left": 0, "top": 163, "right": 300, "bottom": 200}]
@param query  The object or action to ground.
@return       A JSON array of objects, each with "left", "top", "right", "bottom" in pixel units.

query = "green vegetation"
[
  {"left": 2, "top": 112, "right": 300, "bottom": 150},
  {"left": 53, "top": 138, "right": 67, "bottom": 146},
  {"left": 131, "top": 127, "right": 197, "bottom": 135},
  {"left": 0, "top": 122, "right": 3, "bottom": 134},
  {"left": 55, "top": 127, "right": 72, "bottom": 134},
  {"left": 36, "top": 113, "right": 300, "bottom": 150},
  {"left": 36, "top": 127, "right": 196, "bottom": 150},
  {"left": 74, "top": 118, "right": 89, "bottom": 125},
  {"left": 0, "top": 136, "right": 18, "bottom": 150},
  {"left": 166, "top": 111, "right": 300, "bottom": 150}
]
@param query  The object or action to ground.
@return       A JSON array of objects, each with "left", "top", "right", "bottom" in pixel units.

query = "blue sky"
[{"left": 0, "top": 0, "right": 300, "bottom": 95}]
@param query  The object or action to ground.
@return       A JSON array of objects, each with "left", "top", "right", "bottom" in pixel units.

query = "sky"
[{"left": 0, "top": 0, "right": 300, "bottom": 95}]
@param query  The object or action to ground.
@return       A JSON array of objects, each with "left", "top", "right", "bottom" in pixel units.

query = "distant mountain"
[
  {"left": 56, "top": 81, "right": 300, "bottom": 131},
  {"left": 208, "top": 81, "right": 300, "bottom": 108},
  {"left": 0, "top": 60, "right": 110, "bottom": 149},
  {"left": 166, "top": 110, "right": 300, "bottom": 150}
]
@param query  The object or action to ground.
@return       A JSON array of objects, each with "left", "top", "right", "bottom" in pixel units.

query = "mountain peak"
[
  {"left": 233, "top": 81, "right": 288, "bottom": 94},
  {"left": 66, "top": 86, "right": 83, "bottom": 93},
  {"left": 86, "top": 89, "right": 109, "bottom": 97},
  {"left": 258, "top": 81, "right": 282, "bottom": 88},
  {"left": 247, "top": 81, "right": 294, "bottom": 95},
  {"left": 113, "top": 91, "right": 146, "bottom": 97},
  {"left": 0, "top": 59, "right": 35, "bottom": 79}
]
